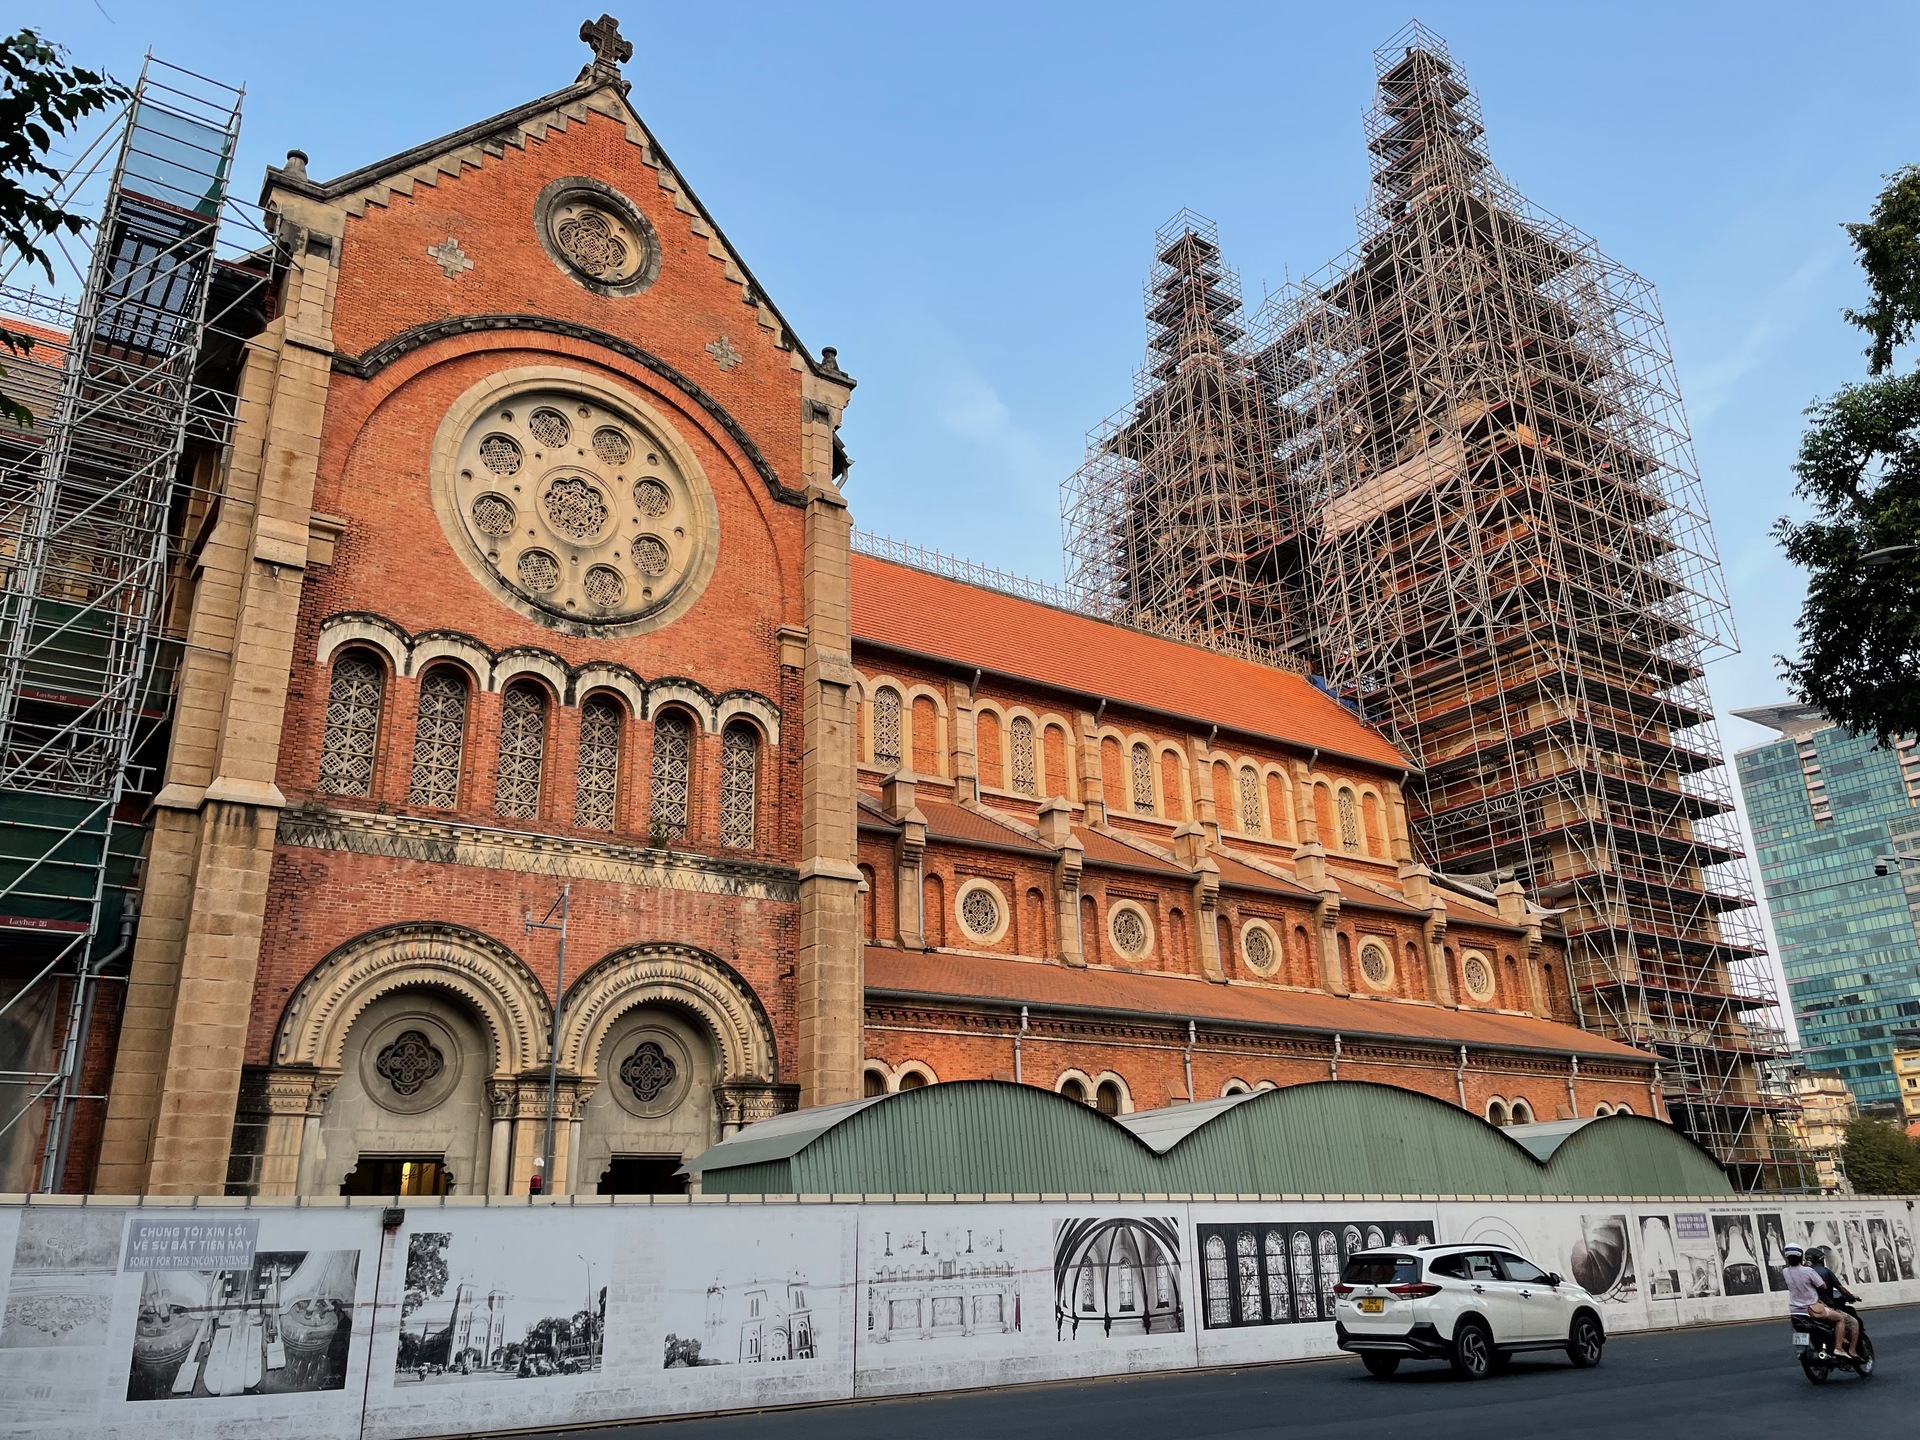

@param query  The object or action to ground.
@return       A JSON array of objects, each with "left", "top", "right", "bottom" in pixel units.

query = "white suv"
[{"left": 1333, "top": 1243, "right": 1606, "bottom": 1380}]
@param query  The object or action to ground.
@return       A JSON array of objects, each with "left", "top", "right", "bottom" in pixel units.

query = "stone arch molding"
[
  {"left": 559, "top": 942, "right": 777, "bottom": 1084},
  {"left": 274, "top": 922, "right": 552, "bottom": 1076}
]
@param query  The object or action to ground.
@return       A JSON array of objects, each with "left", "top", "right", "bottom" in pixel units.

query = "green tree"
[
  {"left": 402, "top": 1232, "right": 450, "bottom": 1321},
  {"left": 0, "top": 30, "right": 126, "bottom": 427},
  {"left": 1777, "top": 165, "right": 1920, "bottom": 741},
  {"left": 1840, "top": 1115, "right": 1920, "bottom": 1194}
]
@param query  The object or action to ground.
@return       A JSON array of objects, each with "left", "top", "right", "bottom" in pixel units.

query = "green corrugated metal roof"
[{"left": 686, "top": 1080, "right": 1734, "bottom": 1198}]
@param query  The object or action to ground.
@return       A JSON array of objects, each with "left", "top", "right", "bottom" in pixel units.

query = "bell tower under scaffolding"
[{"left": 0, "top": 56, "right": 273, "bottom": 1190}]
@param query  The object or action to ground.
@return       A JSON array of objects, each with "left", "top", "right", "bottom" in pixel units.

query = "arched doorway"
[
  {"left": 326, "top": 990, "right": 490, "bottom": 1195},
  {"left": 578, "top": 1005, "right": 717, "bottom": 1195}
]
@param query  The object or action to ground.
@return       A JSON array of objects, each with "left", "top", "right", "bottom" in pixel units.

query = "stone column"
[
  {"left": 1400, "top": 861, "right": 1457, "bottom": 1006},
  {"left": 486, "top": 1080, "right": 515, "bottom": 1196},
  {"left": 1193, "top": 739, "right": 1223, "bottom": 846},
  {"left": 1037, "top": 799, "right": 1085, "bottom": 967},
  {"left": 1076, "top": 712, "right": 1106, "bottom": 826},
  {"left": 949, "top": 679, "right": 978, "bottom": 803},
  {"left": 795, "top": 362, "right": 862, "bottom": 1107},
  {"left": 97, "top": 186, "right": 346, "bottom": 1195},
  {"left": 884, "top": 771, "right": 927, "bottom": 948},
  {"left": 251, "top": 1066, "right": 335, "bottom": 1198}
]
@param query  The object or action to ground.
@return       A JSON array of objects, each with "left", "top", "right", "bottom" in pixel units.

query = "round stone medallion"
[{"left": 534, "top": 177, "right": 660, "bottom": 296}]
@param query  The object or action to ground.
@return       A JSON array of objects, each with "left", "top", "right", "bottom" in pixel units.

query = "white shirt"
[{"left": 1782, "top": 1264, "right": 1824, "bottom": 1315}]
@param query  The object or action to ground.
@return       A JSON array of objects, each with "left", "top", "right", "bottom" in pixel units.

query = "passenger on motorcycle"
[{"left": 1783, "top": 1243, "right": 1858, "bottom": 1358}]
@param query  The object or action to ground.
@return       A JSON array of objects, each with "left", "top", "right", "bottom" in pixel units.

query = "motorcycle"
[{"left": 1790, "top": 1301, "right": 1876, "bottom": 1384}]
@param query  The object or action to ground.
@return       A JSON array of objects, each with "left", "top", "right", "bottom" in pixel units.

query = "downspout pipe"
[
  {"left": 1456, "top": 1045, "right": 1469, "bottom": 1110},
  {"left": 1567, "top": 1055, "right": 1580, "bottom": 1118},
  {"left": 1331, "top": 1032, "right": 1342, "bottom": 1082},
  {"left": 1014, "top": 1005, "right": 1028, "bottom": 1085},
  {"left": 48, "top": 904, "right": 137, "bottom": 1192},
  {"left": 1184, "top": 1019, "right": 1196, "bottom": 1103}
]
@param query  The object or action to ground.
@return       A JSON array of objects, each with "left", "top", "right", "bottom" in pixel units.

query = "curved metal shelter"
[{"left": 685, "top": 1080, "right": 1733, "bottom": 1198}]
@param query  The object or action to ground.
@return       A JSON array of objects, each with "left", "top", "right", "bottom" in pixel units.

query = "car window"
[
  {"left": 1340, "top": 1255, "right": 1421, "bottom": 1285},
  {"left": 1463, "top": 1252, "right": 1502, "bottom": 1281},
  {"left": 1428, "top": 1254, "right": 1466, "bottom": 1279},
  {"left": 1498, "top": 1253, "right": 1550, "bottom": 1284}
]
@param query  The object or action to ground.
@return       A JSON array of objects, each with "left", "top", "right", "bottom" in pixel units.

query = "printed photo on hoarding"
[
  {"left": 1197, "top": 1218, "right": 1434, "bottom": 1329},
  {"left": 1894, "top": 1214, "right": 1916, "bottom": 1280},
  {"left": 1866, "top": 1218, "right": 1898, "bottom": 1283},
  {"left": 1757, "top": 1213, "right": 1790, "bottom": 1293},
  {"left": 1053, "top": 1217, "right": 1184, "bottom": 1339},
  {"left": 396, "top": 1231, "right": 604, "bottom": 1384},
  {"left": 1794, "top": 1214, "right": 1851, "bottom": 1279},
  {"left": 1570, "top": 1214, "right": 1636, "bottom": 1303},
  {"left": 1711, "top": 1214, "right": 1764, "bottom": 1296},
  {"left": 1843, "top": 1219, "right": 1873, "bottom": 1287},
  {"left": 1637, "top": 1216, "right": 1680, "bottom": 1300},
  {"left": 0, "top": 1209, "right": 120, "bottom": 1352},
  {"left": 127, "top": 1249, "right": 359, "bottom": 1400},
  {"left": 862, "top": 1223, "right": 1021, "bottom": 1345},
  {"left": 1672, "top": 1212, "right": 1720, "bottom": 1298}
]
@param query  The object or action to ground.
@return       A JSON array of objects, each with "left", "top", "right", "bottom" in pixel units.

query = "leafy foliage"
[
  {"left": 1777, "top": 165, "right": 1920, "bottom": 739},
  {"left": 1840, "top": 1115, "right": 1920, "bottom": 1195},
  {"left": 0, "top": 30, "right": 126, "bottom": 428},
  {"left": 402, "top": 1231, "right": 450, "bottom": 1320}
]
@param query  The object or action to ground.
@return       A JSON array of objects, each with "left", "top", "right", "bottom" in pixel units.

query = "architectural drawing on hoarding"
[
  {"left": 663, "top": 1274, "right": 815, "bottom": 1367},
  {"left": 1197, "top": 1218, "right": 1434, "bottom": 1329},
  {"left": 395, "top": 1231, "right": 604, "bottom": 1383},
  {"left": 1638, "top": 1217, "right": 1680, "bottom": 1300},
  {"left": 864, "top": 1225, "right": 1020, "bottom": 1344},
  {"left": 1569, "top": 1214, "right": 1636, "bottom": 1303},
  {"left": 1671, "top": 1213, "right": 1720, "bottom": 1298},
  {"left": 1712, "top": 1214, "right": 1764, "bottom": 1296},
  {"left": 1757, "top": 1213, "right": 1790, "bottom": 1293},
  {"left": 127, "top": 1250, "right": 358, "bottom": 1400},
  {"left": 1053, "top": 1217, "right": 1184, "bottom": 1339},
  {"left": 0, "top": 1209, "right": 119, "bottom": 1351}
]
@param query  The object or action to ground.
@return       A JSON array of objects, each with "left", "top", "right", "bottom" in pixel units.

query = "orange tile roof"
[
  {"left": 864, "top": 947, "right": 1651, "bottom": 1062},
  {"left": 1075, "top": 826, "right": 1188, "bottom": 875},
  {"left": 919, "top": 798, "right": 1050, "bottom": 852},
  {"left": 850, "top": 555, "right": 1410, "bottom": 770}
]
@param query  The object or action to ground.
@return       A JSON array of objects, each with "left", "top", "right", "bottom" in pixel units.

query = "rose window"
[
  {"left": 375, "top": 1030, "right": 445, "bottom": 1097},
  {"left": 1243, "top": 925, "right": 1276, "bottom": 974},
  {"left": 1462, "top": 953, "right": 1495, "bottom": 1001},
  {"left": 1359, "top": 943, "right": 1391, "bottom": 987},
  {"left": 620, "top": 1040, "right": 677, "bottom": 1104},
  {"left": 557, "top": 210, "right": 629, "bottom": 278},
  {"left": 1110, "top": 905, "right": 1149, "bottom": 957},
  {"left": 959, "top": 886, "right": 1001, "bottom": 939},
  {"left": 447, "top": 385, "right": 710, "bottom": 626}
]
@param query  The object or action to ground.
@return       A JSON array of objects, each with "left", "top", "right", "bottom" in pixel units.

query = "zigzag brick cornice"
[
  {"left": 328, "top": 314, "right": 804, "bottom": 506},
  {"left": 278, "top": 804, "right": 800, "bottom": 900}
]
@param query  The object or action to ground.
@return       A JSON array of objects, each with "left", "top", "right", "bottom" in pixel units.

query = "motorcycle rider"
[{"left": 1782, "top": 1243, "right": 1859, "bottom": 1359}]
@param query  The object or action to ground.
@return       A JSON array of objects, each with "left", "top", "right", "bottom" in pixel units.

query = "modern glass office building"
[{"left": 1734, "top": 704, "right": 1920, "bottom": 1108}]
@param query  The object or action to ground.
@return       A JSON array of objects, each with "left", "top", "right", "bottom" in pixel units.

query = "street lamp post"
[
  {"left": 524, "top": 884, "right": 571, "bottom": 1194},
  {"left": 577, "top": 1253, "right": 597, "bottom": 1367}
]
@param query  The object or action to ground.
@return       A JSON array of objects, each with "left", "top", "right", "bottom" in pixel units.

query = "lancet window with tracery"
[
  {"left": 1338, "top": 790, "right": 1361, "bottom": 851},
  {"left": 650, "top": 709, "right": 693, "bottom": 841},
  {"left": 1009, "top": 715, "right": 1037, "bottom": 796},
  {"left": 720, "top": 722, "right": 759, "bottom": 850},
  {"left": 1131, "top": 743, "right": 1154, "bottom": 814},
  {"left": 873, "top": 687, "right": 903, "bottom": 769},
  {"left": 1238, "top": 767, "right": 1262, "bottom": 836},
  {"left": 317, "top": 650, "right": 384, "bottom": 797},
  {"left": 407, "top": 668, "right": 469, "bottom": 809},
  {"left": 574, "top": 697, "right": 622, "bottom": 830},
  {"left": 494, "top": 683, "right": 548, "bottom": 819}
]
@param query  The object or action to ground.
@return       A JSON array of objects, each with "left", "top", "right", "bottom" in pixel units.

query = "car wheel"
[
  {"left": 1566, "top": 1313, "right": 1604, "bottom": 1369},
  {"left": 1361, "top": 1353, "right": 1400, "bottom": 1378},
  {"left": 1450, "top": 1318, "right": 1493, "bottom": 1380}
]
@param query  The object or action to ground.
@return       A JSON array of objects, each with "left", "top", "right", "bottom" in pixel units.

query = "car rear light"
[
  {"left": 1388, "top": 1283, "right": 1442, "bottom": 1298},
  {"left": 1332, "top": 1283, "right": 1355, "bottom": 1296}
]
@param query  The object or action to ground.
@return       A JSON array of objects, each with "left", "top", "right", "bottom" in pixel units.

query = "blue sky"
[{"left": 29, "top": 2, "right": 1920, "bottom": 988}]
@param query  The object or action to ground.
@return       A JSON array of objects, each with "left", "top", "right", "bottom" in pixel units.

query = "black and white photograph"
[
  {"left": 1672, "top": 1213, "right": 1721, "bottom": 1298},
  {"left": 1197, "top": 1218, "right": 1434, "bottom": 1329},
  {"left": 396, "top": 1231, "right": 604, "bottom": 1384},
  {"left": 1053, "top": 1217, "right": 1184, "bottom": 1340},
  {"left": 1795, "top": 1213, "right": 1851, "bottom": 1278},
  {"left": 1894, "top": 1214, "right": 1916, "bottom": 1280},
  {"left": 1844, "top": 1219, "right": 1874, "bottom": 1286},
  {"left": 1638, "top": 1216, "right": 1680, "bottom": 1300},
  {"left": 862, "top": 1224, "right": 1022, "bottom": 1345},
  {"left": 1570, "top": 1213, "right": 1636, "bottom": 1303},
  {"left": 1712, "top": 1214, "right": 1764, "bottom": 1296},
  {"left": 0, "top": 1209, "right": 119, "bottom": 1352},
  {"left": 126, "top": 1249, "right": 359, "bottom": 1400},
  {"left": 1866, "top": 1217, "right": 1898, "bottom": 1284},
  {"left": 1757, "top": 1212, "right": 1790, "bottom": 1293}
]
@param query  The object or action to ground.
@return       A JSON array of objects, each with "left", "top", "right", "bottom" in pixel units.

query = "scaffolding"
[
  {"left": 1063, "top": 212, "right": 1301, "bottom": 673},
  {"left": 0, "top": 57, "right": 273, "bottom": 1190},
  {"left": 1067, "top": 24, "right": 1794, "bottom": 1185}
]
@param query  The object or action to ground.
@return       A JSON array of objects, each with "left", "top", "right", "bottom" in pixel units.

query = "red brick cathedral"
[{"left": 93, "top": 21, "right": 1658, "bottom": 1198}]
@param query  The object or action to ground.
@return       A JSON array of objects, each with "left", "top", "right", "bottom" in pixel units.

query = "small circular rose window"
[
  {"left": 535, "top": 177, "right": 660, "bottom": 296},
  {"left": 1461, "top": 952, "right": 1496, "bottom": 1002},
  {"left": 1109, "top": 903, "right": 1151, "bottom": 959}
]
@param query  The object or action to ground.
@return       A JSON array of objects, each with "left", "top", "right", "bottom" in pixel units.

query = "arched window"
[
  {"left": 859, "top": 863, "right": 878, "bottom": 941},
  {"left": 649, "top": 708, "right": 694, "bottom": 842},
  {"left": 1238, "top": 766, "right": 1262, "bottom": 836},
  {"left": 1204, "top": 1234, "right": 1231, "bottom": 1327},
  {"left": 1160, "top": 749, "right": 1185, "bottom": 819},
  {"left": 1486, "top": 1099, "right": 1510, "bottom": 1127},
  {"left": 1615, "top": 1102, "right": 1633, "bottom": 1115},
  {"left": 1095, "top": 1078, "right": 1124, "bottom": 1116},
  {"left": 1510, "top": 1098, "right": 1535, "bottom": 1125},
  {"left": 1265, "top": 772, "right": 1291, "bottom": 840},
  {"left": 922, "top": 873, "right": 946, "bottom": 948},
  {"left": 1043, "top": 724, "right": 1071, "bottom": 800},
  {"left": 1130, "top": 742, "right": 1154, "bottom": 814},
  {"left": 1316, "top": 1231, "right": 1340, "bottom": 1317},
  {"left": 1010, "top": 715, "right": 1037, "bottom": 796},
  {"left": 1594, "top": 1102, "right": 1614, "bottom": 1117},
  {"left": 407, "top": 667, "right": 469, "bottom": 809},
  {"left": 976, "top": 709, "right": 1004, "bottom": 789},
  {"left": 719, "top": 722, "right": 759, "bottom": 849},
  {"left": 1290, "top": 1232, "right": 1319, "bottom": 1320},
  {"left": 1264, "top": 1231, "right": 1291, "bottom": 1321},
  {"left": 1236, "top": 1231, "right": 1264, "bottom": 1322},
  {"left": 317, "top": 649, "right": 384, "bottom": 797},
  {"left": 1023, "top": 886, "right": 1048, "bottom": 955},
  {"left": 1059, "top": 1075, "right": 1088, "bottom": 1104},
  {"left": 911, "top": 694, "right": 939, "bottom": 774},
  {"left": 1363, "top": 792, "right": 1387, "bottom": 857},
  {"left": 1080, "top": 893, "right": 1102, "bottom": 964},
  {"left": 1337, "top": 789, "right": 1361, "bottom": 852},
  {"left": 863, "top": 1067, "right": 887, "bottom": 1098},
  {"left": 494, "top": 681, "right": 548, "bottom": 819},
  {"left": 872, "top": 686, "right": 902, "bottom": 769},
  {"left": 897, "top": 1068, "right": 931, "bottom": 1091},
  {"left": 574, "top": 696, "right": 622, "bottom": 830}
]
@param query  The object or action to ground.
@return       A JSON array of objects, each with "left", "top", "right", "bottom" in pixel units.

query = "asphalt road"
[{"left": 510, "top": 1303, "right": 1918, "bottom": 1440}]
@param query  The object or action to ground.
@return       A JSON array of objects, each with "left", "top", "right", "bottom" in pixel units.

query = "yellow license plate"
[{"left": 1359, "top": 1297, "right": 1385, "bottom": 1314}]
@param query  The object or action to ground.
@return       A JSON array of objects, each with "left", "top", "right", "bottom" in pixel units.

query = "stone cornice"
[{"left": 278, "top": 804, "right": 800, "bottom": 900}]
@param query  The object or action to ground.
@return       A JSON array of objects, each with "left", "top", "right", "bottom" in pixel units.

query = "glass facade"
[{"left": 1734, "top": 708, "right": 1920, "bottom": 1108}]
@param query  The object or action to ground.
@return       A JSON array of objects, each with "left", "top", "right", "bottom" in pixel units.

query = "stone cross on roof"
[{"left": 579, "top": 14, "right": 634, "bottom": 81}]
